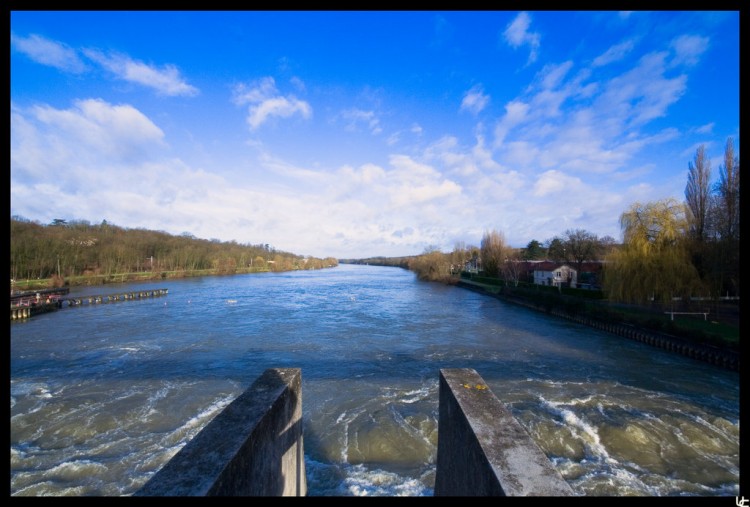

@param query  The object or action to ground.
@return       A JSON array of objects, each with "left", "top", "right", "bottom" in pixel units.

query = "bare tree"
[
  {"left": 685, "top": 145, "right": 712, "bottom": 242},
  {"left": 480, "top": 229, "right": 509, "bottom": 278},
  {"left": 713, "top": 137, "right": 740, "bottom": 242},
  {"left": 502, "top": 249, "right": 524, "bottom": 286},
  {"left": 706, "top": 137, "right": 740, "bottom": 296},
  {"left": 561, "top": 228, "right": 600, "bottom": 274},
  {"left": 450, "top": 241, "right": 469, "bottom": 274}
]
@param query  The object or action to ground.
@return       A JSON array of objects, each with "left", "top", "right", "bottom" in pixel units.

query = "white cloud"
[
  {"left": 338, "top": 163, "right": 386, "bottom": 185},
  {"left": 24, "top": 98, "right": 165, "bottom": 166},
  {"left": 493, "top": 100, "right": 530, "bottom": 147},
  {"left": 533, "top": 169, "right": 581, "bottom": 197},
  {"left": 601, "top": 51, "right": 687, "bottom": 127},
  {"left": 10, "top": 100, "right": 208, "bottom": 228},
  {"left": 232, "top": 77, "right": 312, "bottom": 130},
  {"left": 386, "top": 123, "right": 422, "bottom": 146},
  {"left": 82, "top": 49, "right": 198, "bottom": 96},
  {"left": 248, "top": 97, "right": 312, "bottom": 130},
  {"left": 669, "top": 34, "right": 709, "bottom": 67},
  {"left": 592, "top": 39, "right": 636, "bottom": 67},
  {"left": 503, "top": 12, "right": 541, "bottom": 65},
  {"left": 11, "top": 33, "right": 87, "bottom": 73},
  {"left": 339, "top": 108, "right": 382, "bottom": 134},
  {"left": 460, "top": 85, "right": 490, "bottom": 115},
  {"left": 538, "top": 61, "right": 574, "bottom": 90},
  {"left": 232, "top": 77, "right": 277, "bottom": 105},
  {"left": 387, "top": 155, "right": 462, "bottom": 207},
  {"left": 695, "top": 122, "right": 714, "bottom": 134}
]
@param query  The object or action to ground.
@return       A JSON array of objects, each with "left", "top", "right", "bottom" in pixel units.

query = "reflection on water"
[{"left": 10, "top": 265, "right": 740, "bottom": 496}]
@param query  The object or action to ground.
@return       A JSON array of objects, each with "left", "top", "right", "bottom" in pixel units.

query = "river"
[{"left": 10, "top": 264, "right": 740, "bottom": 496}]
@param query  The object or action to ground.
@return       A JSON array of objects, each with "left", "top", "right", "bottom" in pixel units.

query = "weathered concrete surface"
[
  {"left": 434, "top": 368, "right": 574, "bottom": 496},
  {"left": 135, "top": 368, "right": 306, "bottom": 496}
]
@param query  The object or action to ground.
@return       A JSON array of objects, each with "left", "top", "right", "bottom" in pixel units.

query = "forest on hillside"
[{"left": 10, "top": 216, "right": 338, "bottom": 286}]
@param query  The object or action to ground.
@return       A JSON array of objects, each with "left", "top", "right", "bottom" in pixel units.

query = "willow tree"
[{"left": 603, "top": 198, "right": 703, "bottom": 304}]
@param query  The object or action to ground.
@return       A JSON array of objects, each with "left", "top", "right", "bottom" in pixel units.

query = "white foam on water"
[
  {"left": 380, "top": 384, "right": 433, "bottom": 404},
  {"left": 335, "top": 407, "right": 367, "bottom": 463},
  {"left": 305, "top": 453, "right": 429, "bottom": 497},
  {"left": 42, "top": 460, "right": 109, "bottom": 481},
  {"left": 337, "top": 464, "right": 430, "bottom": 496},
  {"left": 180, "top": 395, "right": 234, "bottom": 431},
  {"left": 11, "top": 481, "right": 88, "bottom": 497},
  {"left": 10, "top": 380, "right": 52, "bottom": 399},
  {"left": 541, "top": 397, "right": 617, "bottom": 466}
]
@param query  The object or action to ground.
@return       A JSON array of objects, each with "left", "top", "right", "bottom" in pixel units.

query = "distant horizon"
[{"left": 11, "top": 11, "right": 739, "bottom": 259}]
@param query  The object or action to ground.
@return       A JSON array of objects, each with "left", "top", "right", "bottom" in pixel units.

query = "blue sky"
[{"left": 10, "top": 11, "right": 740, "bottom": 259}]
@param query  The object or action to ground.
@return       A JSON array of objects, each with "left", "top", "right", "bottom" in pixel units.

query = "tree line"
[
  {"left": 605, "top": 138, "right": 739, "bottom": 304},
  {"left": 408, "top": 137, "right": 740, "bottom": 305},
  {"left": 10, "top": 217, "right": 338, "bottom": 287}
]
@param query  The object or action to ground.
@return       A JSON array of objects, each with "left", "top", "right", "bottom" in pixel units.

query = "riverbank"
[
  {"left": 454, "top": 278, "right": 740, "bottom": 371},
  {"left": 11, "top": 265, "right": 319, "bottom": 292}
]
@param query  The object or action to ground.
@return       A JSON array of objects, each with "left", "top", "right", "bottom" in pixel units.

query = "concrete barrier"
[
  {"left": 434, "top": 368, "right": 574, "bottom": 496},
  {"left": 135, "top": 368, "right": 306, "bottom": 496},
  {"left": 135, "top": 367, "right": 576, "bottom": 497}
]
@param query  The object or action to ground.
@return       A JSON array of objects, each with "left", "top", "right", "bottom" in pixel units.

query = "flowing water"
[{"left": 10, "top": 264, "right": 740, "bottom": 496}]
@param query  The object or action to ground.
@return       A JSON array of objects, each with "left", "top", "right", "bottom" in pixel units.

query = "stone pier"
[
  {"left": 135, "top": 368, "right": 306, "bottom": 496},
  {"left": 433, "top": 368, "right": 574, "bottom": 496}
]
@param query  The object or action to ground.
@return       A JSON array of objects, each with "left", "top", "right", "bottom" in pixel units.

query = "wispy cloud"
[
  {"left": 339, "top": 108, "right": 382, "bottom": 135},
  {"left": 82, "top": 49, "right": 198, "bottom": 97},
  {"left": 503, "top": 12, "right": 541, "bottom": 65},
  {"left": 695, "top": 122, "right": 714, "bottom": 134},
  {"left": 493, "top": 100, "right": 529, "bottom": 147},
  {"left": 592, "top": 39, "right": 636, "bottom": 67},
  {"left": 12, "top": 32, "right": 199, "bottom": 97},
  {"left": 11, "top": 33, "right": 87, "bottom": 73},
  {"left": 598, "top": 51, "right": 687, "bottom": 128},
  {"left": 669, "top": 34, "right": 709, "bottom": 67},
  {"left": 460, "top": 85, "right": 490, "bottom": 115},
  {"left": 232, "top": 77, "right": 312, "bottom": 130}
]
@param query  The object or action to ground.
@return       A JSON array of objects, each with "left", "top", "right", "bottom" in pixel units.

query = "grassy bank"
[
  {"left": 11, "top": 267, "right": 273, "bottom": 292},
  {"left": 457, "top": 277, "right": 739, "bottom": 354}
]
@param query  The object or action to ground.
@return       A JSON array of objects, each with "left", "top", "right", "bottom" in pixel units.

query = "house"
[
  {"left": 463, "top": 256, "right": 481, "bottom": 274},
  {"left": 533, "top": 262, "right": 577, "bottom": 288}
]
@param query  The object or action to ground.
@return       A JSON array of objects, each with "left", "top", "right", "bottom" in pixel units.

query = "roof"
[{"left": 533, "top": 262, "right": 572, "bottom": 272}]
